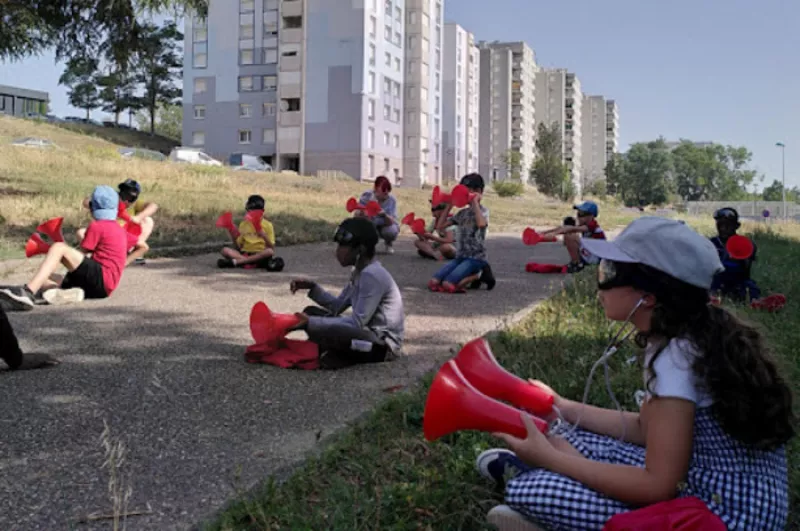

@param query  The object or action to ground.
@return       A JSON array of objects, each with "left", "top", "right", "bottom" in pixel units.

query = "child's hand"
[
  {"left": 290, "top": 279, "right": 315, "bottom": 294},
  {"left": 528, "top": 379, "right": 565, "bottom": 421},
  {"left": 493, "top": 413, "right": 559, "bottom": 469}
]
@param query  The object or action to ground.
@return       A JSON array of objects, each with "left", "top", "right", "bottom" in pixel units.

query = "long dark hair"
[{"left": 619, "top": 262, "right": 795, "bottom": 450}]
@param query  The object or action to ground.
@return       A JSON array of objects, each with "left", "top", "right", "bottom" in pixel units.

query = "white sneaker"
[
  {"left": 42, "top": 288, "right": 85, "bottom": 306},
  {"left": 487, "top": 505, "right": 543, "bottom": 531},
  {"left": 384, "top": 242, "right": 395, "bottom": 255}
]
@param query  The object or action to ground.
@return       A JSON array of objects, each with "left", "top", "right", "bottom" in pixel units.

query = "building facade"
[
  {"left": 477, "top": 41, "right": 537, "bottom": 181},
  {"left": 580, "top": 95, "right": 608, "bottom": 189},
  {"left": 0, "top": 85, "right": 49, "bottom": 117},
  {"left": 441, "top": 23, "right": 479, "bottom": 183},
  {"left": 606, "top": 99, "right": 619, "bottom": 162},
  {"left": 182, "top": 0, "right": 407, "bottom": 182}
]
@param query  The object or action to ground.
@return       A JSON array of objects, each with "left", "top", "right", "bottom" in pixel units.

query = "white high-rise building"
[
  {"left": 441, "top": 23, "right": 479, "bottom": 182},
  {"left": 477, "top": 41, "right": 538, "bottom": 181},
  {"left": 580, "top": 95, "right": 608, "bottom": 189},
  {"left": 402, "top": 0, "right": 444, "bottom": 187},
  {"left": 534, "top": 68, "right": 583, "bottom": 192},
  {"left": 606, "top": 99, "right": 619, "bottom": 161}
]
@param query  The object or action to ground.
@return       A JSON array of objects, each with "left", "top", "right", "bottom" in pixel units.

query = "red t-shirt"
[
  {"left": 80, "top": 220, "right": 128, "bottom": 295},
  {"left": 584, "top": 219, "right": 606, "bottom": 240}
]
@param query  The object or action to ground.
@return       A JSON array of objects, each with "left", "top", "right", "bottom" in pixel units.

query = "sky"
[{"left": 0, "top": 0, "right": 797, "bottom": 189}]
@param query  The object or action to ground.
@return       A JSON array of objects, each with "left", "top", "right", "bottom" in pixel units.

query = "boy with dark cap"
[
  {"left": 709, "top": 207, "right": 760, "bottom": 301},
  {"left": 538, "top": 200, "right": 606, "bottom": 273}
]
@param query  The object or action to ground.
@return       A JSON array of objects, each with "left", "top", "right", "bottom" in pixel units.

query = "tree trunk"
[{"left": 85, "top": 108, "right": 90, "bottom": 119}]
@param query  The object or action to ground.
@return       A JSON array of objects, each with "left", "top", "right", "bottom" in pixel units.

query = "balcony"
[
  {"left": 279, "top": 110, "right": 302, "bottom": 127},
  {"left": 280, "top": 55, "right": 301, "bottom": 71},
  {"left": 282, "top": 0, "right": 303, "bottom": 17},
  {"left": 280, "top": 28, "right": 302, "bottom": 44}
]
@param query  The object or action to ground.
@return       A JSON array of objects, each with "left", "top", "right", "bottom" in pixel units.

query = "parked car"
[
  {"left": 168, "top": 147, "right": 223, "bottom": 166},
  {"left": 119, "top": 147, "right": 167, "bottom": 162},
  {"left": 229, "top": 153, "right": 273, "bottom": 172},
  {"left": 11, "top": 137, "right": 57, "bottom": 149}
]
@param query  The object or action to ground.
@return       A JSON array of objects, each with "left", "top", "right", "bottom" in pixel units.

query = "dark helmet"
[
  {"left": 118, "top": 179, "right": 141, "bottom": 202},
  {"left": 333, "top": 217, "right": 379, "bottom": 250},
  {"left": 460, "top": 172, "right": 485, "bottom": 192},
  {"left": 246, "top": 194, "right": 265, "bottom": 211}
]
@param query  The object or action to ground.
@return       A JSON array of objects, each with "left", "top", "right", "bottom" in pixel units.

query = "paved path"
[{"left": 0, "top": 233, "right": 570, "bottom": 531}]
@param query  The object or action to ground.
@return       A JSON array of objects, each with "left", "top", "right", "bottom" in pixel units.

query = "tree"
[
  {"left": 530, "top": 121, "right": 571, "bottom": 199},
  {"left": 760, "top": 180, "right": 798, "bottom": 203},
  {"left": 501, "top": 150, "right": 523, "bottom": 181},
  {"left": 671, "top": 141, "right": 757, "bottom": 201},
  {"left": 604, "top": 153, "right": 626, "bottom": 196},
  {"left": 58, "top": 56, "right": 100, "bottom": 119},
  {"left": 134, "top": 21, "right": 183, "bottom": 135},
  {"left": 97, "top": 69, "right": 142, "bottom": 124},
  {"left": 586, "top": 178, "right": 607, "bottom": 197},
  {"left": 135, "top": 103, "right": 183, "bottom": 140},
  {"left": 614, "top": 139, "right": 674, "bottom": 207}
]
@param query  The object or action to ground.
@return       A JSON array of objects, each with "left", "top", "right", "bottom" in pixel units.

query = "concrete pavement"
[{"left": 0, "top": 233, "right": 571, "bottom": 530}]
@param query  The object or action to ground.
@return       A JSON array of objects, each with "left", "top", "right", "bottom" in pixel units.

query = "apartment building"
[
  {"left": 441, "top": 23, "right": 479, "bottom": 182},
  {"left": 182, "top": 0, "right": 406, "bottom": 182},
  {"left": 533, "top": 69, "right": 583, "bottom": 191},
  {"left": 402, "top": 0, "right": 444, "bottom": 187},
  {"left": 477, "top": 41, "right": 537, "bottom": 181},
  {"left": 580, "top": 95, "right": 608, "bottom": 188},
  {"left": 606, "top": 99, "right": 619, "bottom": 161}
]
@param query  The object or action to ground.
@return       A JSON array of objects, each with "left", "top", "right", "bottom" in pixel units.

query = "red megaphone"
[
  {"left": 450, "top": 185, "right": 476, "bottom": 208},
  {"left": 525, "top": 262, "right": 567, "bottom": 274},
  {"left": 216, "top": 211, "right": 236, "bottom": 231},
  {"left": 36, "top": 217, "right": 65, "bottom": 243},
  {"left": 363, "top": 200, "right": 381, "bottom": 217},
  {"left": 453, "top": 337, "right": 554, "bottom": 417},
  {"left": 245, "top": 209, "right": 264, "bottom": 228},
  {"left": 410, "top": 218, "right": 426, "bottom": 235},
  {"left": 726, "top": 235, "right": 754, "bottom": 260},
  {"left": 522, "top": 227, "right": 542, "bottom": 246},
  {"left": 249, "top": 301, "right": 304, "bottom": 345},
  {"left": 431, "top": 186, "right": 451, "bottom": 207},
  {"left": 423, "top": 360, "right": 549, "bottom": 441},
  {"left": 117, "top": 202, "right": 132, "bottom": 223},
  {"left": 25, "top": 233, "right": 51, "bottom": 258},
  {"left": 345, "top": 197, "right": 360, "bottom": 213},
  {"left": 401, "top": 212, "right": 416, "bottom": 226}
]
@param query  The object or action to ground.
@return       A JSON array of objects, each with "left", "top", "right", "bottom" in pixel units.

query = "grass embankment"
[
  {"left": 0, "top": 115, "right": 637, "bottom": 260},
  {"left": 206, "top": 224, "right": 799, "bottom": 530}
]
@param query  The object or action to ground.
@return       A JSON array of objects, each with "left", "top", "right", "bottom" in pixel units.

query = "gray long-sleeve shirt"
[{"left": 307, "top": 261, "right": 405, "bottom": 354}]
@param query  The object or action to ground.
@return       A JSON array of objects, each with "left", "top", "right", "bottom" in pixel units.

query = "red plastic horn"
[
  {"left": 401, "top": 212, "right": 416, "bottom": 226},
  {"left": 410, "top": 218, "right": 426, "bottom": 235},
  {"left": 522, "top": 227, "right": 542, "bottom": 246},
  {"left": 423, "top": 360, "right": 549, "bottom": 441},
  {"left": 216, "top": 211, "right": 235, "bottom": 231},
  {"left": 450, "top": 185, "right": 476, "bottom": 208},
  {"left": 249, "top": 301, "right": 303, "bottom": 345},
  {"left": 364, "top": 200, "right": 381, "bottom": 217},
  {"left": 25, "top": 233, "right": 51, "bottom": 258},
  {"left": 453, "top": 337, "right": 554, "bottom": 417},
  {"left": 726, "top": 235, "right": 754, "bottom": 260},
  {"left": 36, "top": 217, "right": 65, "bottom": 243},
  {"left": 117, "top": 202, "right": 132, "bottom": 223},
  {"left": 345, "top": 197, "right": 361, "bottom": 213},
  {"left": 431, "top": 186, "right": 451, "bottom": 207},
  {"left": 245, "top": 209, "right": 264, "bottom": 228},
  {"left": 525, "top": 262, "right": 568, "bottom": 274}
]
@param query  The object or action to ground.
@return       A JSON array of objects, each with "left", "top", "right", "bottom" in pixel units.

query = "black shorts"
[{"left": 61, "top": 258, "right": 107, "bottom": 299}]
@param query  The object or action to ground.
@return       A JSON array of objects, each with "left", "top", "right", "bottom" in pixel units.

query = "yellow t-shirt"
[
  {"left": 237, "top": 219, "right": 275, "bottom": 254},
  {"left": 116, "top": 199, "right": 147, "bottom": 226}
]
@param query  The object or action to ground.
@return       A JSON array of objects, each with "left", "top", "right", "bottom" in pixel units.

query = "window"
[
  {"left": 369, "top": 16, "right": 377, "bottom": 38},
  {"left": 393, "top": 108, "right": 400, "bottom": 122},
  {"left": 240, "top": 49, "right": 254, "bottom": 65},
  {"left": 407, "top": 60, "right": 416, "bottom": 74},
  {"left": 384, "top": 0, "right": 392, "bottom": 16},
  {"left": 283, "top": 16, "right": 302, "bottom": 29},
  {"left": 263, "top": 49, "right": 277, "bottom": 63},
  {"left": 394, "top": 32, "right": 401, "bottom": 46},
  {"left": 421, "top": 112, "right": 429, "bottom": 129},
  {"left": 434, "top": 73, "right": 440, "bottom": 91},
  {"left": 240, "top": 0, "right": 254, "bottom": 11},
  {"left": 408, "top": 36, "right": 417, "bottom": 51},
  {"left": 435, "top": 49, "right": 441, "bottom": 68},
  {"left": 368, "top": 71, "right": 375, "bottom": 94},
  {"left": 263, "top": 75, "right": 277, "bottom": 90},
  {"left": 383, "top": 104, "right": 391, "bottom": 119},
  {"left": 367, "top": 155, "right": 375, "bottom": 177},
  {"left": 395, "top": 6, "right": 402, "bottom": 21},
  {"left": 193, "top": 105, "right": 206, "bottom": 119},
  {"left": 394, "top": 57, "right": 401, "bottom": 72},
  {"left": 263, "top": 129, "right": 276, "bottom": 143},
  {"left": 240, "top": 13, "right": 255, "bottom": 39},
  {"left": 393, "top": 81, "right": 400, "bottom": 97},
  {"left": 263, "top": 102, "right": 276, "bottom": 116},
  {"left": 434, "top": 118, "right": 440, "bottom": 137},
  {"left": 384, "top": 158, "right": 390, "bottom": 172},
  {"left": 384, "top": 25, "right": 392, "bottom": 41},
  {"left": 192, "top": 131, "right": 205, "bottom": 145},
  {"left": 281, "top": 98, "right": 301, "bottom": 111},
  {"left": 193, "top": 42, "right": 207, "bottom": 68},
  {"left": 408, "top": 11, "right": 417, "bottom": 24},
  {"left": 238, "top": 76, "right": 254, "bottom": 91},
  {"left": 367, "top": 127, "right": 375, "bottom": 149},
  {"left": 239, "top": 130, "right": 252, "bottom": 144},
  {"left": 369, "top": 44, "right": 376, "bottom": 66},
  {"left": 193, "top": 26, "right": 207, "bottom": 42},
  {"left": 456, "top": 115, "right": 461, "bottom": 128},
  {"left": 264, "top": 10, "right": 278, "bottom": 32},
  {"left": 385, "top": 52, "right": 391, "bottom": 67},
  {"left": 239, "top": 103, "right": 253, "bottom": 118},
  {"left": 435, "top": 2, "right": 442, "bottom": 23},
  {"left": 264, "top": 0, "right": 277, "bottom": 8},
  {"left": 384, "top": 131, "right": 391, "bottom": 145},
  {"left": 407, "top": 112, "right": 415, "bottom": 124},
  {"left": 434, "top": 96, "right": 440, "bottom": 114},
  {"left": 407, "top": 136, "right": 417, "bottom": 149},
  {"left": 193, "top": 78, "right": 207, "bottom": 94},
  {"left": 383, "top": 76, "right": 392, "bottom": 94},
  {"left": 434, "top": 143, "right": 440, "bottom": 162},
  {"left": 367, "top": 99, "right": 375, "bottom": 120},
  {"left": 393, "top": 134, "right": 400, "bottom": 148}
]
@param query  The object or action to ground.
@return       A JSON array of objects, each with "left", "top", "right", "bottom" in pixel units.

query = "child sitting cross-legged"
[
  {"left": 218, "top": 195, "right": 284, "bottom": 271},
  {"left": 414, "top": 202, "right": 457, "bottom": 261}
]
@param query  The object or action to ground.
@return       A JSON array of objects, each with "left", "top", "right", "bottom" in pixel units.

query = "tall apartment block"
[
  {"left": 606, "top": 99, "right": 619, "bottom": 162},
  {"left": 580, "top": 95, "right": 608, "bottom": 188},
  {"left": 402, "top": 0, "right": 444, "bottom": 187},
  {"left": 182, "top": 0, "right": 408, "bottom": 183},
  {"left": 477, "top": 41, "right": 537, "bottom": 181},
  {"left": 441, "top": 23, "right": 479, "bottom": 182},
  {"left": 533, "top": 69, "right": 583, "bottom": 192}
]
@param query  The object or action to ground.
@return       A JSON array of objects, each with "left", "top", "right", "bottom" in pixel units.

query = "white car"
[{"left": 168, "top": 147, "right": 223, "bottom": 167}]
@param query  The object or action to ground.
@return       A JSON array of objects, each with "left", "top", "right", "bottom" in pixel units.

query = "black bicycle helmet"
[
  {"left": 333, "top": 217, "right": 379, "bottom": 250},
  {"left": 246, "top": 195, "right": 266, "bottom": 211},
  {"left": 118, "top": 179, "right": 141, "bottom": 202}
]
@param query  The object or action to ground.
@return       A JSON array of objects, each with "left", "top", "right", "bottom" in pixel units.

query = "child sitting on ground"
[
  {"left": 709, "top": 207, "right": 760, "bottom": 301},
  {"left": 285, "top": 217, "right": 405, "bottom": 370},
  {"left": 428, "top": 173, "right": 496, "bottom": 292},
  {"left": 355, "top": 175, "right": 399, "bottom": 255},
  {"left": 1, "top": 306, "right": 59, "bottom": 370},
  {"left": 475, "top": 217, "right": 793, "bottom": 530},
  {"left": 218, "top": 195, "right": 284, "bottom": 271},
  {"left": 0, "top": 185, "right": 129, "bottom": 310},
  {"left": 414, "top": 202, "right": 457, "bottom": 261},
  {"left": 538, "top": 200, "right": 606, "bottom": 273}
]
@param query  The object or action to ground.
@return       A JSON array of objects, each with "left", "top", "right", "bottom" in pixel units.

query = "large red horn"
[
  {"left": 216, "top": 211, "right": 235, "bottom": 231},
  {"left": 245, "top": 209, "right": 264, "bottom": 228},
  {"left": 522, "top": 227, "right": 542, "bottom": 246},
  {"left": 453, "top": 338, "right": 554, "bottom": 417},
  {"left": 249, "top": 301, "right": 303, "bottom": 345},
  {"left": 423, "top": 360, "right": 549, "bottom": 441},
  {"left": 401, "top": 212, "right": 416, "bottom": 226},
  {"left": 726, "top": 235, "right": 754, "bottom": 260},
  {"left": 25, "top": 233, "right": 51, "bottom": 258},
  {"left": 450, "top": 184, "right": 476, "bottom": 208},
  {"left": 346, "top": 197, "right": 361, "bottom": 213},
  {"left": 36, "top": 217, "right": 65, "bottom": 243},
  {"left": 364, "top": 201, "right": 382, "bottom": 217}
]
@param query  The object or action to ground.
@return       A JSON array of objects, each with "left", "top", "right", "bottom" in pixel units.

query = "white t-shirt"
[{"left": 642, "top": 338, "right": 714, "bottom": 407}]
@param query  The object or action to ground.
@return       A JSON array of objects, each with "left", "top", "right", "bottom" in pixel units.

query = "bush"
[
  {"left": 492, "top": 179, "right": 525, "bottom": 198},
  {"left": 585, "top": 179, "right": 607, "bottom": 197}
]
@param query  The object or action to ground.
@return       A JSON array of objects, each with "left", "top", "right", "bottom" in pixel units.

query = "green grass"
[{"left": 204, "top": 225, "right": 799, "bottom": 530}]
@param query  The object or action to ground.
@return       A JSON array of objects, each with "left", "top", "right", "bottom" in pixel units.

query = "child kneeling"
[
  {"left": 286, "top": 217, "right": 405, "bottom": 370},
  {"left": 218, "top": 195, "right": 285, "bottom": 271}
]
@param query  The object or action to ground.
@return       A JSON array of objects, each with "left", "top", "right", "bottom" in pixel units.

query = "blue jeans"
[
  {"left": 433, "top": 257, "right": 488, "bottom": 285},
  {"left": 711, "top": 275, "right": 761, "bottom": 301}
]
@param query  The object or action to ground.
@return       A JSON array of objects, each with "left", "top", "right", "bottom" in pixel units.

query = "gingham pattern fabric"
[{"left": 504, "top": 407, "right": 788, "bottom": 530}]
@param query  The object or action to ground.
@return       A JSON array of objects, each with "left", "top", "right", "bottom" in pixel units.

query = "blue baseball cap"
[
  {"left": 90, "top": 185, "right": 119, "bottom": 221},
  {"left": 574, "top": 201, "right": 599, "bottom": 217}
]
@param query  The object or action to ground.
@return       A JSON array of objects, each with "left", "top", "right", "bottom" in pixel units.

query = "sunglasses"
[{"left": 333, "top": 227, "right": 355, "bottom": 245}]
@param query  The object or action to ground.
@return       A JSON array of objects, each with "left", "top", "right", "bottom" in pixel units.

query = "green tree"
[
  {"left": 616, "top": 139, "right": 674, "bottom": 207},
  {"left": 97, "top": 69, "right": 142, "bottom": 124},
  {"left": 58, "top": 56, "right": 100, "bottom": 119},
  {"left": 134, "top": 21, "right": 183, "bottom": 135},
  {"left": 585, "top": 178, "right": 607, "bottom": 197},
  {"left": 760, "top": 180, "right": 798, "bottom": 202},
  {"left": 135, "top": 103, "right": 183, "bottom": 140},
  {"left": 671, "top": 141, "right": 757, "bottom": 201},
  {"left": 530, "top": 121, "right": 570, "bottom": 198},
  {"left": 604, "top": 153, "right": 626, "bottom": 196}
]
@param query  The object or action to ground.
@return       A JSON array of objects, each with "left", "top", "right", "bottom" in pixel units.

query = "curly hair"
[{"left": 619, "top": 262, "right": 796, "bottom": 451}]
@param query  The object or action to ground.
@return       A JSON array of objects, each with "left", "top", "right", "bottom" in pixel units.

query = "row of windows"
[
  {"left": 190, "top": 128, "right": 280, "bottom": 148},
  {"left": 191, "top": 99, "right": 299, "bottom": 121}
]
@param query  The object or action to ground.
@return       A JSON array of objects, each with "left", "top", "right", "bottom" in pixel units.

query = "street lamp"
[{"left": 776, "top": 142, "right": 786, "bottom": 219}]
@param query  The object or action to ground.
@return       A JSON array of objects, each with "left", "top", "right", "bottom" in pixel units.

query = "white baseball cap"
[{"left": 581, "top": 217, "right": 724, "bottom": 290}]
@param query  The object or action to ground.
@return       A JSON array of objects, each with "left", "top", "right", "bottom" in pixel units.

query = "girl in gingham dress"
[{"left": 475, "top": 218, "right": 794, "bottom": 531}]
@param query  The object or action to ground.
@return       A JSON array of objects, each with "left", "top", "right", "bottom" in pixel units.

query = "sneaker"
[
  {"left": 318, "top": 349, "right": 357, "bottom": 370},
  {"left": 134, "top": 258, "right": 147, "bottom": 266},
  {"left": 565, "top": 261, "right": 585, "bottom": 274},
  {"left": 0, "top": 286, "right": 36, "bottom": 311},
  {"left": 486, "top": 505, "right": 542, "bottom": 531},
  {"left": 476, "top": 448, "right": 527, "bottom": 486},
  {"left": 384, "top": 242, "right": 395, "bottom": 255},
  {"left": 481, "top": 264, "right": 497, "bottom": 291},
  {"left": 42, "top": 288, "right": 85, "bottom": 306},
  {"left": 217, "top": 257, "right": 235, "bottom": 268}
]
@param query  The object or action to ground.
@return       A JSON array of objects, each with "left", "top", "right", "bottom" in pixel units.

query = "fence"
[{"left": 685, "top": 201, "right": 800, "bottom": 220}]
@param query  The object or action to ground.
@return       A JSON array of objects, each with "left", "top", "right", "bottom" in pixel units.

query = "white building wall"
[
  {"left": 580, "top": 95, "right": 608, "bottom": 189},
  {"left": 442, "top": 23, "right": 479, "bottom": 182}
]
